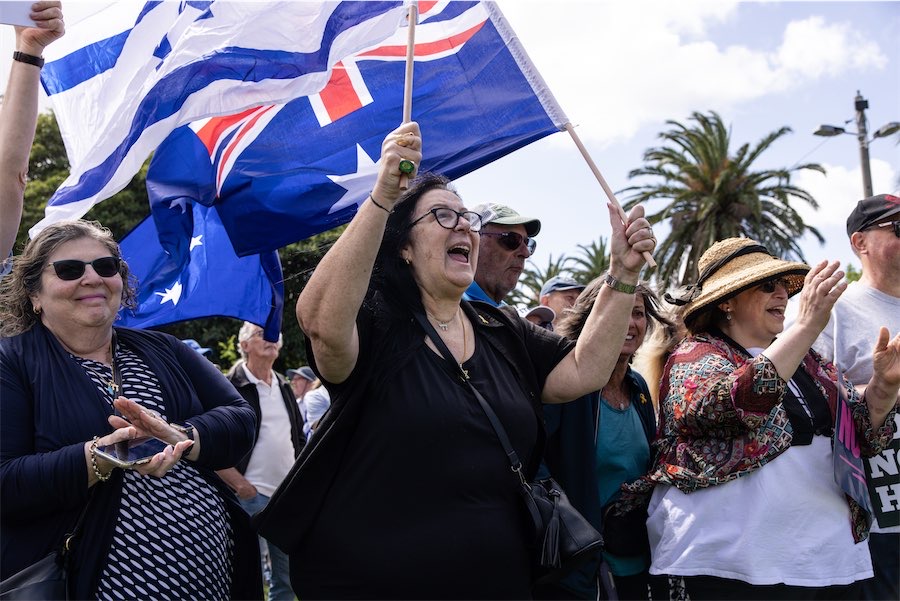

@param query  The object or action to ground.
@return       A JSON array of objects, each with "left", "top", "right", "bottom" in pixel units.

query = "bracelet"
[
  {"left": 12, "top": 51, "right": 44, "bottom": 69},
  {"left": 368, "top": 193, "right": 393, "bottom": 214},
  {"left": 89, "top": 437, "right": 113, "bottom": 482},
  {"left": 171, "top": 422, "right": 195, "bottom": 460},
  {"left": 604, "top": 273, "right": 637, "bottom": 294}
]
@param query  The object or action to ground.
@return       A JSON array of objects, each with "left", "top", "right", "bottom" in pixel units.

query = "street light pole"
[
  {"left": 814, "top": 91, "right": 899, "bottom": 199},
  {"left": 854, "top": 91, "right": 873, "bottom": 198}
]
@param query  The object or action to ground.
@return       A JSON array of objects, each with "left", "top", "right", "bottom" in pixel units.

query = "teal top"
[{"left": 596, "top": 398, "right": 650, "bottom": 576}]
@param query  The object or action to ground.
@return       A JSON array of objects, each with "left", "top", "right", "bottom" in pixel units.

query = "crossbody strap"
[{"left": 413, "top": 312, "right": 530, "bottom": 486}]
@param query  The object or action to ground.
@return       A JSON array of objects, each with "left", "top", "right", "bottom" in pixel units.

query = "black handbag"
[
  {"left": 0, "top": 490, "right": 93, "bottom": 600},
  {"left": 414, "top": 312, "right": 604, "bottom": 585},
  {"left": 600, "top": 501, "right": 650, "bottom": 557}
]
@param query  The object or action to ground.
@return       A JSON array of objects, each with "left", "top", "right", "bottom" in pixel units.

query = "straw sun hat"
[{"left": 665, "top": 237, "right": 810, "bottom": 325}]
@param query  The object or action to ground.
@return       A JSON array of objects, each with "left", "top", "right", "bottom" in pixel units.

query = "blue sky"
[
  {"left": 458, "top": 1, "right": 899, "bottom": 286},
  {"left": 2, "top": 1, "right": 898, "bottom": 290}
]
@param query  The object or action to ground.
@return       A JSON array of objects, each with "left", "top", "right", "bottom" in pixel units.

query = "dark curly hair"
[
  {"left": 368, "top": 173, "right": 461, "bottom": 314},
  {"left": 0, "top": 220, "right": 138, "bottom": 337}
]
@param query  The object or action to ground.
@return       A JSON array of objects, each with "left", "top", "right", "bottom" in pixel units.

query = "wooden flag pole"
[
  {"left": 399, "top": 3, "right": 418, "bottom": 190},
  {"left": 564, "top": 123, "right": 657, "bottom": 268}
]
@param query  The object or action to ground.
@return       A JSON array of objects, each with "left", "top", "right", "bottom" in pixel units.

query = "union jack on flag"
[{"left": 119, "top": 1, "right": 568, "bottom": 335}]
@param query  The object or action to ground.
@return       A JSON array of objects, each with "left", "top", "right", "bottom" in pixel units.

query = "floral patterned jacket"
[{"left": 624, "top": 331, "right": 897, "bottom": 542}]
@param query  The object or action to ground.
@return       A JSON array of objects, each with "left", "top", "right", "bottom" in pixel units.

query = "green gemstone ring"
[{"left": 398, "top": 159, "right": 416, "bottom": 174}]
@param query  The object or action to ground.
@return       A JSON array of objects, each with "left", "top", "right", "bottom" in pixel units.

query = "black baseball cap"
[{"left": 846, "top": 194, "right": 900, "bottom": 236}]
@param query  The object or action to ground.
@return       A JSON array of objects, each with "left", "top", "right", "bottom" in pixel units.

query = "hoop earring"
[
  {"left": 725, "top": 310, "right": 732, "bottom": 321},
  {"left": 33, "top": 305, "right": 41, "bottom": 315},
  {"left": 404, "top": 257, "right": 411, "bottom": 266}
]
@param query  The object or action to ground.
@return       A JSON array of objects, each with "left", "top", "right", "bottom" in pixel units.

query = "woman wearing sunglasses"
[
  {"left": 638, "top": 237, "right": 900, "bottom": 600},
  {"left": 256, "top": 122, "right": 656, "bottom": 598},
  {"left": 0, "top": 221, "right": 261, "bottom": 599}
]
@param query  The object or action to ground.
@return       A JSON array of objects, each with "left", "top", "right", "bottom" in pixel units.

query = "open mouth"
[
  {"left": 448, "top": 245, "right": 470, "bottom": 263},
  {"left": 767, "top": 306, "right": 785, "bottom": 318}
]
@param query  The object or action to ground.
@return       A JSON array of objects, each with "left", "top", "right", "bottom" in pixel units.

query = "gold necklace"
[
  {"left": 459, "top": 311, "right": 469, "bottom": 380},
  {"left": 78, "top": 342, "right": 120, "bottom": 398},
  {"left": 80, "top": 359, "right": 119, "bottom": 397}
]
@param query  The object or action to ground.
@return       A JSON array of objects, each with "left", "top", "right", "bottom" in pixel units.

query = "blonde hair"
[{"left": 632, "top": 311, "right": 685, "bottom": 411}]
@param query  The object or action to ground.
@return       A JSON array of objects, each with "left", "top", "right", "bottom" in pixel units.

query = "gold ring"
[{"left": 399, "top": 159, "right": 416, "bottom": 174}]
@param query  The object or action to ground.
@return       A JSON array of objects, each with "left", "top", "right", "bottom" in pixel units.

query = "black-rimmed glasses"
[
  {"left": 758, "top": 277, "right": 790, "bottom": 293},
  {"left": 868, "top": 220, "right": 900, "bottom": 238},
  {"left": 46, "top": 256, "right": 121, "bottom": 281},
  {"left": 408, "top": 207, "right": 483, "bottom": 232},
  {"left": 480, "top": 231, "right": 537, "bottom": 256}
]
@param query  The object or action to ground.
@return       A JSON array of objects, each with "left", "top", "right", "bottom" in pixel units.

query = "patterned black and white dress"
[{"left": 76, "top": 344, "right": 233, "bottom": 600}]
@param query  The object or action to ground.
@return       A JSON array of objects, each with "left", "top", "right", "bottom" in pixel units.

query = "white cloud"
[
  {"left": 774, "top": 16, "right": 886, "bottom": 81},
  {"left": 793, "top": 158, "right": 899, "bottom": 228},
  {"left": 498, "top": 1, "right": 888, "bottom": 146}
]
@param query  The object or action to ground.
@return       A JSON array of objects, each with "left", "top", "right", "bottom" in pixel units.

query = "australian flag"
[{"left": 119, "top": 1, "right": 569, "bottom": 335}]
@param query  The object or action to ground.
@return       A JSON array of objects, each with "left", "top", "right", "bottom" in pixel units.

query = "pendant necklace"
[
  {"left": 79, "top": 336, "right": 120, "bottom": 400},
  {"left": 459, "top": 311, "right": 470, "bottom": 380},
  {"left": 428, "top": 307, "right": 459, "bottom": 332}
]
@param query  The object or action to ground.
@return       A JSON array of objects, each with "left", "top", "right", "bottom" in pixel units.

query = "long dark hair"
[{"left": 368, "top": 173, "right": 461, "bottom": 314}]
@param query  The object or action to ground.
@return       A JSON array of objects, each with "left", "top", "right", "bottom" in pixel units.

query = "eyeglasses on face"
[
  {"left": 47, "top": 256, "right": 121, "bottom": 281},
  {"left": 480, "top": 231, "right": 537, "bottom": 256},
  {"left": 408, "top": 207, "right": 483, "bottom": 232},
  {"left": 758, "top": 277, "right": 790, "bottom": 294},
  {"left": 867, "top": 220, "right": 900, "bottom": 238}
]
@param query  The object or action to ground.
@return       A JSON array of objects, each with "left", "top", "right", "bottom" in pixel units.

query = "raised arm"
[
  {"left": 0, "top": 1, "right": 65, "bottom": 260},
  {"left": 296, "top": 123, "right": 421, "bottom": 384},
  {"left": 543, "top": 203, "right": 655, "bottom": 403},
  {"left": 761, "top": 260, "right": 846, "bottom": 379}
]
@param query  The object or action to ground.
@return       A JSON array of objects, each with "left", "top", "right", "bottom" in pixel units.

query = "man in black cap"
[{"left": 814, "top": 193, "right": 900, "bottom": 601}]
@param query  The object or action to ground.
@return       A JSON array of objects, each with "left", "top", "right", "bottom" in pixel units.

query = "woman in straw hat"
[{"left": 641, "top": 237, "right": 899, "bottom": 600}]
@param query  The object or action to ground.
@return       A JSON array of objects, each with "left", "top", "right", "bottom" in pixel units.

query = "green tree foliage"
[
  {"left": 567, "top": 238, "right": 610, "bottom": 285},
  {"left": 511, "top": 253, "right": 570, "bottom": 307},
  {"left": 845, "top": 263, "right": 862, "bottom": 283},
  {"left": 622, "top": 111, "right": 825, "bottom": 286},
  {"left": 17, "top": 111, "right": 344, "bottom": 373}
]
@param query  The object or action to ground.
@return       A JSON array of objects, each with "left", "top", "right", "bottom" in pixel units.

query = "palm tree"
[
  {"left": 622, "top": 111, "right": 824, "bottom": 286},
  {"left": 510, "top": 253, "right": 570, "bottom": 307},
  {"left": 566, "top": 237, "right": 610, "bottom": 285}
]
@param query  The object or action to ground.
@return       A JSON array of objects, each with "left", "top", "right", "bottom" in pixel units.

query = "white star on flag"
[
  {"left": 327, "top": 144, "right": 380, "bottom": 214},
  {"left": 189, "top": 235, "right": 203, "bottom": 251},
  {"left": 155, "top": 281, "right": 183, "bottom": 305}
]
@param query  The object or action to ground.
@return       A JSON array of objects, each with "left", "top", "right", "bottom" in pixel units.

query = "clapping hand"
[{"left": 106, "top": 397, "right": 194, "bottom": 478}]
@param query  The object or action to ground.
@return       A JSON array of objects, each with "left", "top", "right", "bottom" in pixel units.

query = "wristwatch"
[
  {"left": 171, "top": 422, "right": 195, "bottom": 447},
  {"left": 604, "top": 273, "right": 637, "bottom": 294}
]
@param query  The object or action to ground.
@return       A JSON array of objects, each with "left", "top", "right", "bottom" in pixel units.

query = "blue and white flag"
[
  {"left": 32, "top": 0, "right": 407, "bottom": 237},
  {"left": 71, "top": 1, "right": 569, "bottom": 335}
]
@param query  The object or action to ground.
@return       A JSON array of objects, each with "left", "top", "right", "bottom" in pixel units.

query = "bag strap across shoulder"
[{"left": 413, "top": 311, "right": 529, "bottom": 486}]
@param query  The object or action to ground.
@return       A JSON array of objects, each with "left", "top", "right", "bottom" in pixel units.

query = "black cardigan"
[{"left": 0, "top": 323, "right": 262, "bottom": 599}]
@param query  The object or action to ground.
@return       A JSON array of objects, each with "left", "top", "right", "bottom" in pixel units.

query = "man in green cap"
[{"left": 463, "top": 202, "right": 541, "bottom": 306}]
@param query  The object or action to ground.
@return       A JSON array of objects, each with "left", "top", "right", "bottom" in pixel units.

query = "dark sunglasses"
[
  {"left": 409, "top": 207, "right": 483, "bottom": 232},
  {"left": 47, "top": 256, "right": 121, "bottom": 281},
  {"left": 867, "top": 220, "right": 900, "bottom": 238},
  {"left": 480, "top": 231, "right": 537, "bottom": 255},
  {"left": 758, "top": 277, "right": 790, "bottom": 293}
]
